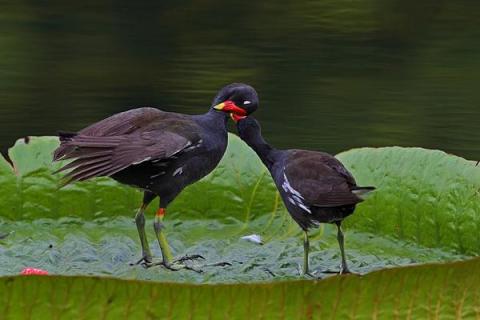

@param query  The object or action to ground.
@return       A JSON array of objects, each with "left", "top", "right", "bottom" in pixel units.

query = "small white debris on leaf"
[{"left": 241, "top": 234, "right": 263, "bottom": 245}]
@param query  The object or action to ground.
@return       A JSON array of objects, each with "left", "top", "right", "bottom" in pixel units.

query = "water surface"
[{"left": 0, "top": 1, "right": 479, "bottom": 159}]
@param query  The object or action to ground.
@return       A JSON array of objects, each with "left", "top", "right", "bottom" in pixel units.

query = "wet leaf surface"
[
  {"left": 0, "top": 217, "right": 466, "bottom": 283},
  {"left": 1, "top": 135, "right": 479, "bottom": 317}
]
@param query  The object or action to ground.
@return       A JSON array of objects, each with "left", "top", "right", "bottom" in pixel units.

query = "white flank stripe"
[
  {"left": 173, "top": 167, "right": 183, "bottom": 176},
  {"left": 132, "top": 157, "right": 152, "bottom": 165}
]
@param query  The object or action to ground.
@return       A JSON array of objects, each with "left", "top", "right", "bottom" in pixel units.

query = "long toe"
[
  {"left": 339, "top": 267, "right": 359, "bottom": 275},
  {"left": 174, "top": 255, "right": 232, "bottom": 269},
  {"left": 204, "top": 261, "right": 232, "bottom": 267},
  {"left": 174, "top": 254, "right": 205, "bottom": 263},
  {"left": 322, "top": 265, "right": 357, "bottom": 275},
  {"left": 156, "top": 261, "right": 203, "bottom": 273},
  {"left": 340, "top": 268, "right": 351, "bottom": 275},
  {"left": 304, "top": 271, "right": 321, "bottom": 279},
  {"left": 131, "top": 255, "right": 153, "bottom": 267},
  {"left": 319, "top": 268, "right": 340, "bottom": 274}
]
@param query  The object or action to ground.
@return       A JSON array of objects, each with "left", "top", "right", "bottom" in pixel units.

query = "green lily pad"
[
  {"left": 1, "top": 257, "right": 480, "bottom": 319},
  {"left": 1, "top": 135, "right": 480, "bottom": 316},
  {"left": 337, "top": 147, "right": 480, "bottom": 254}
]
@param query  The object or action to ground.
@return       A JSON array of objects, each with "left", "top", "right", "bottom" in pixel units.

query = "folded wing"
[
  {"left": 285, "top": 150, "right": 363, "bottom": 208},
  {"left": 53, "top": 107, "right": 201, "bottom": 184}
]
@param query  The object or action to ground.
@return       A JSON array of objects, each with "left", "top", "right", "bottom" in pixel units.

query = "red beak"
[{"left": 213, "top": 100, "right": 247, "bottom": 117}]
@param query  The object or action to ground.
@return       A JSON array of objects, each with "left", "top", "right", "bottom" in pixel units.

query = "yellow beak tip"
[{"left": 213, "top": 102, "right": 225, "bottom": 110}]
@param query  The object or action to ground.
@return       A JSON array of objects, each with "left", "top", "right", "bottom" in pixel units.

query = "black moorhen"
[
  {"left": 53, "top": 83, "right": 259, "bottom": 270},
  {"left": 235, "top": 116, "right": 374, "bottom": 275}
]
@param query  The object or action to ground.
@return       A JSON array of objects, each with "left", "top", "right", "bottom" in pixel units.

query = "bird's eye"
[{"left": 243, "top": 100, "right": 251, "bottom": 105}]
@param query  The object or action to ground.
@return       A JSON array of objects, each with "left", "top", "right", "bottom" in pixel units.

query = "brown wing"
[
  {"left": 53, "top": 107, "right": 201, "bottom": 184},
  {"left": 53, "top": 107, "right": 186, "bottom": 159},
  {"left": 284, "top": 150, "right": 361, "bottom": 207},
  {"left": 79, "top": 107, "right": 184, "bottom": 136}
]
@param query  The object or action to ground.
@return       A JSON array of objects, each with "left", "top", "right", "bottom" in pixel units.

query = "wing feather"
[
  {"left": 53, "top": 107, "right": 201, "bottom": 185},
  {"left": 285, "top": 150, "right": 362, "bottom": 208}
]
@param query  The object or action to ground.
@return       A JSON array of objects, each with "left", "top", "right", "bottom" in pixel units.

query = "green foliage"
[
  {"left": 338, "top": 147, "right": 480, "bottom": 254},
  {"left": 1, "top": 136, "right": 480, "bottom": 316},
  {"left": 1, "top": 257, "right": 480, "bottom": 319},
  {"left": 0, "top": 216, "right": 464, "bottom": 283},
  {"left": 0, "top": 135, "right": 278, "bottom": 221},
  {"left": 1, "top": 136, "right": 480, "bottom": 254}
]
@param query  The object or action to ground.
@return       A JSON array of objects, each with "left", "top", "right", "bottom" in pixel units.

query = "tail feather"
[
  {"left": 58, "top": 131, "right": 77, "bottom": 142},
  {"left": 55, "top": 155, "right": 111, "bottom": 174},
  {"left": 351, "top": 186, "right": 376, "bottom": 200},
  {"left": 53, "top": 131, "right": 78, "bottom": 161},
  {"left": 53, "top": 133, "right": 122, "bottom": 185}
]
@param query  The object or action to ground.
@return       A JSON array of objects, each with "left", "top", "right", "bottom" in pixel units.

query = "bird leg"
[
  {"left": 303, "top": 231, "right": 311, "bottom": 276},
  {"left": 151, "top": 208, "right": 204, "bottom": 272},
  {"left": 336, "top": 221, "right": 351, "bottom": 274},
  {"left": 133, "top": 204, "right": 153, "bottom": 265},
  {"left": 300, "top": 231, "right": 321, "bottom": 278},
  {"left": 131, "top": 192, "right": 156, "bottom": 266},
  {"left": 153, "top": 208, "right": 174, "bottom": 265}
]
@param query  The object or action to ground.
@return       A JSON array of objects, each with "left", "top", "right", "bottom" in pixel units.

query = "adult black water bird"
[
  {"left": 53, "top": 83, "right": 259, "bottom": 270},
  {"left": 235, "top": 116, "right": 374, "bottom": 275}
]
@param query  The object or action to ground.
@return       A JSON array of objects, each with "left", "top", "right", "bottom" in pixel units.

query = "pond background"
[{"left": 0, "top": 1, "right": 479, "bottom": 159}]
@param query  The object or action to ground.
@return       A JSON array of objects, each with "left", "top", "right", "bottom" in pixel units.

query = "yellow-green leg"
[
  {"left": 133, "top": 192, "right": 156, "bottom": 266},
  {"left": 152, "top": 208, "right": 205, "bottom": 272},
  {"left": 153, "top": 208, "right": 174, "bottom": 265},
  {"left": 135, "top": 204, "right": 153, "bottom": 263}
]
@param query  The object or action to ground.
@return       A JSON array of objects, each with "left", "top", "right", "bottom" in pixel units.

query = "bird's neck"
[
  {"left": 242, "top": 131, "right": 278, "bottom": 170},
  {"left": 195, "top": 109, "right": 229, "bottom": 130}
]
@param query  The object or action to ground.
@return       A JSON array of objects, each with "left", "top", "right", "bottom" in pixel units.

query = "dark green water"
[{"left": 1, "top": 1, "right": 479, "bottom": 159}]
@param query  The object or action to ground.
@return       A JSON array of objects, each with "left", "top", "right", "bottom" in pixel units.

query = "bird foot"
[
  {"left": 175, "top": 255, "right": 232, "bottom": 269},
  {"left": 304, "top": 271, "right": 322, "bottom": 279},
  {"left": 134, "top": 254, "right": 230, "bottom": 273},
  {"left": 173, "top": 254, "right": 205, "bottom": 264},
  {"left": 320, "top": 267, "right": 356, "bottom": 275},
  {"left": 130, "top": 254, "right": 153, "bottom": 267},
  {"left": 297, "top": 263, "right": 321, "bottom": 279},
  {"left": 140, "top": 254, "right": 205, "bottom": 273},
  {"left": 340, "top": 267, "right": 352, "bottom": 275},
  {"left": 151, "top": 260, "right": 203, "bottom": 273},
  {"left": 203, "top": 261, "right": 233, "bottom": 268}
]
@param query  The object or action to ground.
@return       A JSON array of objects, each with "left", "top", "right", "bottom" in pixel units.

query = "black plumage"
[
  {"left": 236, "top": 116, "right": 374, "bottom": 275},
  {"left": 53, "top": 83, "right": 259, "bottom": 269}
]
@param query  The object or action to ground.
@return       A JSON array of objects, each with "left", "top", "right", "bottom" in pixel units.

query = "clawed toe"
[
  {"left": 130, "top": 255, "right": 153, "bottom": 267},
  {"left": 174, "top": 254, "right": 205, "bottom": 263},
  {"left": 131, "top": 253, "right": 231, "bottom": 273},
  {"left": 340, "top": 268, "right": 360, "bottom": 276},
  {"left": 155, "top": 261, "right": 203, "bottom": 273},
  {"left": 320, "top": 267, "right": 356, "bottom": 275},
  {"left": 321, "top": 269, "right": 339, "bottom": 274},
  {"left": 204, "top": 261, "right": 232, "bottom": 267},
  {"left": 304, "top": 271, "right": 321, "bottom": 279},
  {"left": 340, "top": 268, "right": 352, "bottom": 275}
]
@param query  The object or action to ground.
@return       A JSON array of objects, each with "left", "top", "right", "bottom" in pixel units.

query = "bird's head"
[
  {"left": 235, "top": 116, "right": 262, "bottom": 142},
  {"left": 212, "top": 83, "right": 259, "bottom": 122}
]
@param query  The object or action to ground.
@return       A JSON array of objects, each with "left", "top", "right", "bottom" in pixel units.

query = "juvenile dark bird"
[
  {"left": 53, "top": 83, "right": 259, "bottom": 270},
  {"left": 235, "top": 116, "right": 374, "bottom": 275}
]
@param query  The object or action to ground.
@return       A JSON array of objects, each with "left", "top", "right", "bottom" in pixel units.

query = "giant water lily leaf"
[
  {"left": 1, "top": 257, "right": 480, "bottom": 319},
  {"left": 337, "top": 147, "right": 480, "bottom": 254},
  {"left": 0, "top": 136, "right": 476, "bottom": 283},
  {"left": 0, "top": 153, "right": 17, "bottom": 219},
  {"left": 0, "top": 135, "right": 277, "bottom": 221},
  {"left": 0, "top": 216, "right": 464, "bottom": 283},
  {"left": 1, "top": 137, "right": 479, "bottom": 254},
  {"left": 1, "top": 135, "right": 480, "bottom": 316}
]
